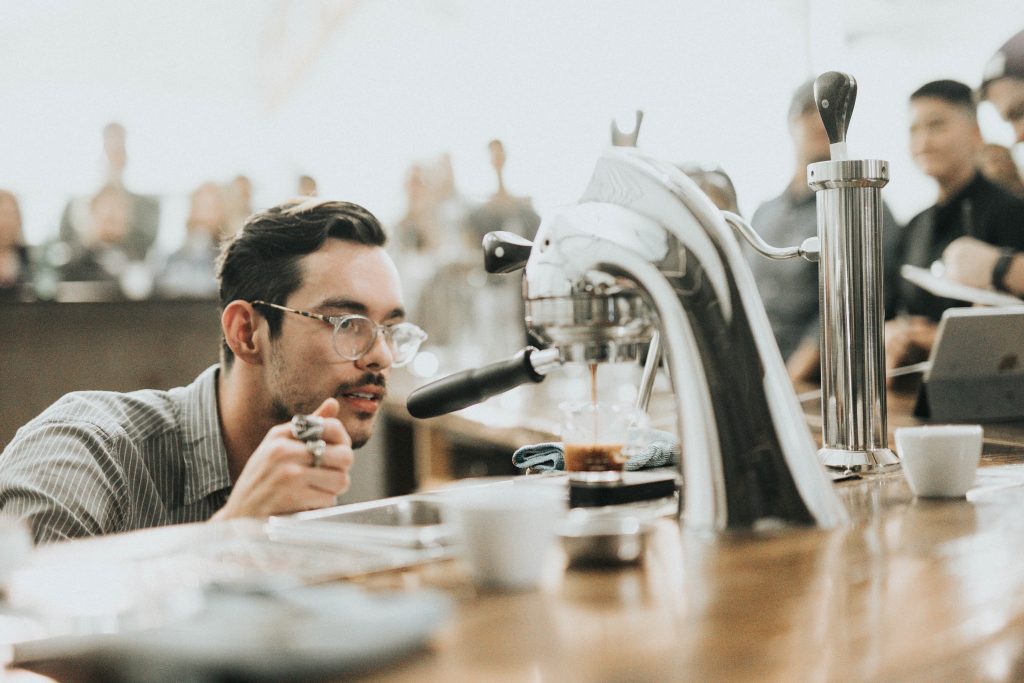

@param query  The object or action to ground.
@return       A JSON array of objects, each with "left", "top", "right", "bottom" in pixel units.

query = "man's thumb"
[{"left": 313, "top": 397, "right": 340, "bottom": 418}]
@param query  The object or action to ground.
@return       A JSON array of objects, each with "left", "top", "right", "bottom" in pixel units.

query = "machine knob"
[
  {"left": 814, "top": 71, "right": 857, "bottom": 147},
  {"left": 483, "top": 230, "right": 533, "bottom": 274}
]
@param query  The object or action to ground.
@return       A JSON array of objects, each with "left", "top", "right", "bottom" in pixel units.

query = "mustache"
[{"left": 335, "top": 372, "right": 387, "bottom": 398}]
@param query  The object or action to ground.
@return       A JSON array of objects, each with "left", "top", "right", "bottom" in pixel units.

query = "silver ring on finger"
[
  {"left": 306, "top": 438, "right": 327, "bottom": 468},
  {"left": 291, "top": 414, "right": 325, "bottom": 442}
]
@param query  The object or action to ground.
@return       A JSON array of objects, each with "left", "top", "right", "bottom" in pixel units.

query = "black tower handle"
[
  {"left": 814, "top": 71, "right": 857, "bottom": 146},
  {"left": 407, "top": 347, "right": 546, "bottom": 419},
  {"left": 483, "top": 231, "right": 533, "bottom": 274}
]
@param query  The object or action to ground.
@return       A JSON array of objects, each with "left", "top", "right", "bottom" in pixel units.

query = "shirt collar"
[{"left": 174, "top": 364, "right": 232, "bottom": 506}]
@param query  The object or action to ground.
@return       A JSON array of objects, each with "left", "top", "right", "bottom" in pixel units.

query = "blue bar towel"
[{"left": 512, "top": 428, "right": 679, "bottom": 472}]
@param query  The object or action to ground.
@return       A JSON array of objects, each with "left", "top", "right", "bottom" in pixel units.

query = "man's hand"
[
  {"left": 785, "top": 337, "right": 821, "bottom": 385},
  {"left": 941, "top": 237, "right": 1002, "bottom": 289},
  {"left": 884, "top": 316, "right": 937, "bottom": 385},
  {"left": 211, "top": 398, "right": 354, "bottom": 521}
]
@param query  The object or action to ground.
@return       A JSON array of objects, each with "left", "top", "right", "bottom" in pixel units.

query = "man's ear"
[{"left": 222, "top": 301, "right": 264, "bottom": 366}]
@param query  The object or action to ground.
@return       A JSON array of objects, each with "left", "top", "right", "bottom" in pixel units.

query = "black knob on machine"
[
  {"left": 813, "top": 71, "right": 857, "bottom": 148},
  {"left": 482, "top": 231, "right": 533, "bottom": 274}
]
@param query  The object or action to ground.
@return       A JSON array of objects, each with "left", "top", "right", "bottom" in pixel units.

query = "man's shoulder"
[
  {"left": 752, "top": 190, "right": 817, "bottom": 240},
  {"left": 752, "top": 191, "right": 792, "bottom": 218},
  {"left": 955, "top": 173, "right": 1022, "bottom": 216},
  {"left": 904, "top": 206, "right": 933, "bottom": 229},
  {"left": 26, "top": 387, "right": 179, "bottom": 441}
]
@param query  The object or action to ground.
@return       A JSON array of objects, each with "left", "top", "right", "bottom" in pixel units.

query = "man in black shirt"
[{"left": 885, "top": 79, "right": 1024, "bottom": 370}]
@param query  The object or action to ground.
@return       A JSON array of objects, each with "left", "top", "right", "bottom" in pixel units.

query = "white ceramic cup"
[
  {"left": 895, "top": 424, "right": 983, "bottom": 498},
  {"left": 444, "top": 483, "right": 564, "bottom": 591}
]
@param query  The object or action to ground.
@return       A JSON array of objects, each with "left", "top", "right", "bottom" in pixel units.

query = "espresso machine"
[{"left": 408, "top": 72, "right": 892, "bottom": 531}]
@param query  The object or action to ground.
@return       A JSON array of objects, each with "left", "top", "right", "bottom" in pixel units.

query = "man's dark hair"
[
  {"left": 910, "top": 79, "right": 977, "bottom": 118},
  {"left": 216, "top": 198, "right": 387, "bottom": 366}
]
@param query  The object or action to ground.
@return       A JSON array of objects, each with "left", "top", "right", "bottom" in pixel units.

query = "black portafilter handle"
[
  {"left": 483, "top": 230, "right": 533, "bottom": 274},
  {"left": 406, "top": 347, "right": 551, "bottom": 419}
]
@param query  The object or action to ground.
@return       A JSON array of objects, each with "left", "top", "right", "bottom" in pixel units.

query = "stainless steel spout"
[{"left": 524, "top": 148, "right": 847, "bottom": 531}]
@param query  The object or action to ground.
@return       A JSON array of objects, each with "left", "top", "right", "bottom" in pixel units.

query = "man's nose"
[{"left": 355, "top": 331, "right": 394, "bottom": 371}]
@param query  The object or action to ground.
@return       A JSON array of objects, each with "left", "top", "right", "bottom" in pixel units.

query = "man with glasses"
[{"left": 0, "top": 198, "right": 427, "bottom": 543}]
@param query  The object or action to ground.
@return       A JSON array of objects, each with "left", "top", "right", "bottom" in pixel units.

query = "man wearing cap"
[
  {"left": 982, "top": 28, "right": 1024, "bottom": 144},
  {"left": 938, "top": 29, "right": 1024, "bottom": 299},
  {"left": 748, "top": 79, "right": 898, "bottom": 382},
  {"left": 0, "top": 199, "right": 428, "bottom": 543}
]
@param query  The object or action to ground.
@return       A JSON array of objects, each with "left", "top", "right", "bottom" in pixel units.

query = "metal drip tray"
[{"left": 267, "top": 495, "right": 453, "bottom": 550}]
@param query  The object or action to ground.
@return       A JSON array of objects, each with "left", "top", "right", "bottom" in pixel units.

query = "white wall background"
[{"left": 1, "top": 0, "right": 1022, "bottom": 252}]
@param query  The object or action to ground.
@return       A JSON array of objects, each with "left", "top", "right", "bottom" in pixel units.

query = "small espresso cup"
[
  {"left": 559, "top": 402, "right": 648, "bottom": 483},
  {"left": 895, "top": 424, "right": 983, "bottom": 498}
]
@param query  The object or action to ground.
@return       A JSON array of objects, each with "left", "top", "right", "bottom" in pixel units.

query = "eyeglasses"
[{"left": 250, "top": 300, "right": 428, "bottom": 367}]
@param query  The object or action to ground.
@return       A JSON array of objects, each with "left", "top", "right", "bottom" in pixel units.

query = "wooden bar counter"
[
  {"left": 346, "top": 456, "right": 1024, "bottom": 682},
  {"left": 360, "top": 381, "right": 1024, "bottom": 680},
  {"left": 360, "top": 380, "right": 1024, "bottom": 681},
  {"left": 9, "top": 365, "right": 1024, "bottom": 681},
  {"left": 14, "top": 432, "right": 1024, "bottom": 681}
]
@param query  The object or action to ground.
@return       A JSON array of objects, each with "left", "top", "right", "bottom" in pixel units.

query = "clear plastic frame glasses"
[{"left": 251, "top": 300, "right": 427, "bottom": 367}]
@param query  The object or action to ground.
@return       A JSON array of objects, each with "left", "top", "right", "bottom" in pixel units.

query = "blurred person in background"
[
  {"left": 156, "top": 181, "right": 229, "bottom": 298},
  {"left": 394, "top": 162, "right": 441, "bottom": 254},
  {"left": 982, "top": 28, "right": 1024, "bottom": 144},
  {"left": 679, "top": 163, "right": 741, "bottom": 213},
  {"left": 0, "top": 199, "right": 426, "bottom": 543},
  {"left": 59, "top": 123, "right": 160, "bottom": 275},
  {"left": 977, "top": 143, "right": 1024, "bottom": 196},
  {"left": 298, "top": 175, "right": 318, "bottom": 197},
  {"left": 467, "top": 139, "right": 541, "bottom": 244},
  {"left": 433, "top": 153, "right": 473, "bottom": 251},
  {"left": 885, "top": 79, "right": 1024, "bottom": 372},
  {"left": 748, "top": 80, "right": 897, "bottom": 383},
  {"left": 390, "top": 155, "right": 476, "bottom": 350},
  {"left": 938, "top": 29, "right": 1024, "bottom": 300},
  {"left": 59, "top": 182, "right": 132, "bottom": 282},
  {"left": 462, "top": 139, "right": 540, "bottom": 355},
  {"left": 0, "top": 190, "right": 32, "bottom": 298},
  {"left": 224, "top": 174, "right": 254, "bottom": 239}
]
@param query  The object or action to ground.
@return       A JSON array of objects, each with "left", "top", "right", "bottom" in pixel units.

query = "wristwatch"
[{"left": 992, "top": 248, "right": 1016, "bottom": 292}]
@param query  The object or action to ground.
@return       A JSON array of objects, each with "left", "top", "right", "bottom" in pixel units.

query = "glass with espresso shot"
[{"left": 560, "top": 401, "right": 647, "bottom": 483}]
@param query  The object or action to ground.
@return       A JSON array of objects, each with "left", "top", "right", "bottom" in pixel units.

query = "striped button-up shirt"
[{"left": 0, "top": 365, "right": 231, "bottom": 543}]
